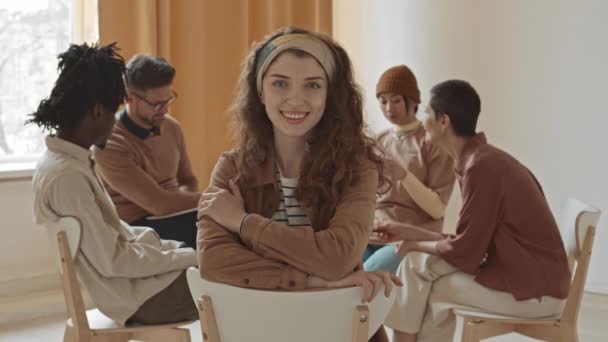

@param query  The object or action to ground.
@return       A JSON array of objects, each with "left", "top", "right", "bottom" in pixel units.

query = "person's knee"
[
  {"left": 403, "top": 251, "right": 433, "bottom": 275},
  {"left": 427, "top": 272, "right": 475, "bottom": 304}
]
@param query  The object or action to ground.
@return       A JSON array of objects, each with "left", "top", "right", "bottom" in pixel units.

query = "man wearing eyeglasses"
[{"left": 93, "top": 54, "right": 200, "bottom": 248}]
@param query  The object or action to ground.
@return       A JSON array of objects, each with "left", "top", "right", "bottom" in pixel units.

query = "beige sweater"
[
  {"left": 33, "top": 137, "right": 197, "bottom": 325},
  {"left": 375, "top": 122, "right": 455, "bottom": 233},
  {"left": 93, "top": 111, "right": 200, "bottom": 223}
]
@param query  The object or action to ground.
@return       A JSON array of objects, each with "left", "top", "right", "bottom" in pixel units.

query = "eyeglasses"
[{"left": 132, "top": 91, "right": 178, "bottom": 112}]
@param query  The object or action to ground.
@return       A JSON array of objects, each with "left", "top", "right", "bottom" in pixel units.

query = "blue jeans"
[{"left": 362, "top": 244, "right": 403, "bottom": 274}]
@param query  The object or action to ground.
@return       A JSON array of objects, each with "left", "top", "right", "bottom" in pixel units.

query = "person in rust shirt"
[{"left": 374, "top": 80, "right": 571, "bottom": 342}]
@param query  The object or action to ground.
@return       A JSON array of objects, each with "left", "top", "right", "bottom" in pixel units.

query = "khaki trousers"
[{"left": 385, "top": 252, "right": 565, "bottom": 342}]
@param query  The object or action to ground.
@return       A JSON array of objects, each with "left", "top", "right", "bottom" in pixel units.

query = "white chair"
[
  {"left": 453, "top": 198, "right": 602, "bottom": 342},
  {"left": 45, "top": 216, "right": 194, "bottom": 342},
  {"left": 186, "top": 267, "right": 396, "bottom": 342}
]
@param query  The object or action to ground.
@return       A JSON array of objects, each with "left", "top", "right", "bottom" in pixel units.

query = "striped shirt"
[{"left": 271, "top": 169, "right": 311, "bottom": 227}]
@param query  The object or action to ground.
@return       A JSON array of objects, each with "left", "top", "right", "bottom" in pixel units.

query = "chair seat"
[
  {"left": 453, "top": 308, "right": 560, "bottom": 322},
  {"left": 66, "top": 309, "right": 195, "bottom": 333}
]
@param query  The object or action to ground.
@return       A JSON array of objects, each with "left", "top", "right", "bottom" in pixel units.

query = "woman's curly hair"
[{"left": 231, "top": 26, "right": 388, "bottom": 211}]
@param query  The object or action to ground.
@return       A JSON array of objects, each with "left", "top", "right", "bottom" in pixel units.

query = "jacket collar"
[
  {"left": 249, "top": 147, "right": 279, "bottom": 187},
  {"left": 119, "top": 108, "right": 160, "bottom": 139},
  {"left": 454, "top": 132, "right": 487, "bottom": 175},
  {"left": 45, "top": 136, "right": 91, "bottom": 165}
]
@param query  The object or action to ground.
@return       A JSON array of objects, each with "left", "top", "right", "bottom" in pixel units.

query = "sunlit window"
[{"left": 0, "top": 0, "right": 98, "bottom": 168}]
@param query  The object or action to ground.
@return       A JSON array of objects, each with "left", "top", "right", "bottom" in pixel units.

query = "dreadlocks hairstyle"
[
  {"left": 26, "top": 42, "right": 127, "bottom": 133},
  {"left": 231, "top": 26, "right": 388, "bottom": 213}
]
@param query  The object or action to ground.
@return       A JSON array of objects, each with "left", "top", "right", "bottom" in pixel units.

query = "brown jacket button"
[
  {"left": 288, "top": 280, "right": 296, "bottom": 287},
  {"left": 244, "top": 278, "right": 250, "bottom": 284}
]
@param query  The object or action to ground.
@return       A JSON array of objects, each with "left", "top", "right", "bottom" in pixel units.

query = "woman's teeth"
[{"left": 282, "top": 111, "right": 307, "bottom": 120}]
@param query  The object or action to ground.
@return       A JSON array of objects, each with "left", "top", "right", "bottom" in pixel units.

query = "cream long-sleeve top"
[{"left": 375, "top": 121, "right": 455, "bottom": 233}]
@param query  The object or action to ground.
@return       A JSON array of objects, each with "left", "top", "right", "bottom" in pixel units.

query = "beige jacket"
[
  {"left": 197, "top": 148, "right": 379, "bottom": 290},
  {"left": 33, "top": 137, "right": 197, "bottom": 325}
]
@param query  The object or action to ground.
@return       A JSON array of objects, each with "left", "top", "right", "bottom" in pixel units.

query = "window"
[{"left": 0, "top": 0, "right": 98, "bottom": 170}]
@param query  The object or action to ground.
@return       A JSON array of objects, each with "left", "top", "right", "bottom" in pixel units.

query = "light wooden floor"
[{"left": 1, "top": 292, "right": 607, "bottom": 341}]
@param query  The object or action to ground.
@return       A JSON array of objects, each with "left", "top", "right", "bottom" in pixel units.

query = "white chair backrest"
[
  {"left": 186, "top": 267, "right": 395, "bottom": 342},
  {"left": 45, "top": 217, "right": 81, "bottom": 273},
  {"left": 558, "top": 198, "right": 601, "bottom": 270}
]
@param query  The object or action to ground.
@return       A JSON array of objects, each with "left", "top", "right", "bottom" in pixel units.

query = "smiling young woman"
[{"left": 196, "top": 26, "right": 400, "bottom": 342}]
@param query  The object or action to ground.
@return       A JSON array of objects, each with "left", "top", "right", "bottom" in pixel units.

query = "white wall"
[
  {"left": 0, "top": 180, "right": 53, "bottom": 277},
  {"left": 0, "top": 178, "right": 65, "bottom": 323},
  {"left": 335, "top": 0, "right": 608, "bottom": 293}
]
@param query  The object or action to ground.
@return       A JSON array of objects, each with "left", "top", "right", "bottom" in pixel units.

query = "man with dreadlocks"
[{"left": 28, "top": 42, "right": 198, "bottom": 326}]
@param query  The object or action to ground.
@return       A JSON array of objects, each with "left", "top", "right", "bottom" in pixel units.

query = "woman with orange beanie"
[{"left": 363, "top": 65, "right": 455, "bottom": 273}]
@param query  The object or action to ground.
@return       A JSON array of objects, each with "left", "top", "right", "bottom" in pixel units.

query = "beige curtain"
[
  {"left": 73, "top": 0, "right": 99, "bottom": 44},
  {"left": 99, "top": 0, "right": 332, "bottom": 187}
]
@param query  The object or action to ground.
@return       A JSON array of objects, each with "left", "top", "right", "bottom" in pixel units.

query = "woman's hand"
[
  {"left": 385, "top": 159, "right": 408, "bottom": 180},
  {"left": 395, "top": 240, "right": 440, "bottom": 257},
  {"left": 197, "top": 180, "right": 247, "bottom": 233},
  {"left": 308, "top": 271, "right": 403, "bottom": 303},
  {"left": 368, "top": 231, "right": 389, "bottom": 245},
  {"left": 373, "top": 221, "right": 442, "bottom": 243}
]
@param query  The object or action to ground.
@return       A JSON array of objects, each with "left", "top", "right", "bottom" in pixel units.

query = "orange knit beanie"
[{"left": 376, "top": 65, "right": 420, "bottom": 103}]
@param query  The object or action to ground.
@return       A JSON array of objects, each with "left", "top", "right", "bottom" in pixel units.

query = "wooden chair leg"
[
  {"left": 131, "top": 327, "right": 191, "bottom": 341},
  {"left": 463, "top": 319, "right": 514, "bottom": 341},
  {"left": 461, "top": 320, "right": 481, "bottom": 342},
  {"left": 198, "top": 295, "right": 220, "bottom": 342},
  {"left": 453, "top": 315, "right": 468, "bottom": 342},
  {"left": 172, "top": 327, "right": 193, "bottom": 342},
  {"left": 454, "top": 315, "right": 516, "bottom": 342},
  {"left": 516, "top": 323, "right": 574, "bottom": 342},
  {"left": 90, "top": 332, "right": 131, "bottom": 342},
  {"left": 352, "top": 305, "right": 369, "bottom": 342},
  {"left": 565, "top": 325, "right": 580, "bottom": 342},
  {"left": 198, "top": 317, "right": 207, "bottom": 342},
  {"left": 62, "top": 325, "right": 78, "bottom": 342}
]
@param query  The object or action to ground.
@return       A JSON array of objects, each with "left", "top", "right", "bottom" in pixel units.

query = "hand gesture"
[
  {"left": 327, "top": 270, "right": 403, "bottom": 303},
  {"left": 385, "top": 159, "right": 408, "bottom": 181},
  {"left": 368, "top": 230, "right": 389, "bottom": 245},
  {"left": 197, "top": 180, "right": 247, "bottom": 233},
  {"left": 373, "top": 221, "right": 442, "bottom": 243}
]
